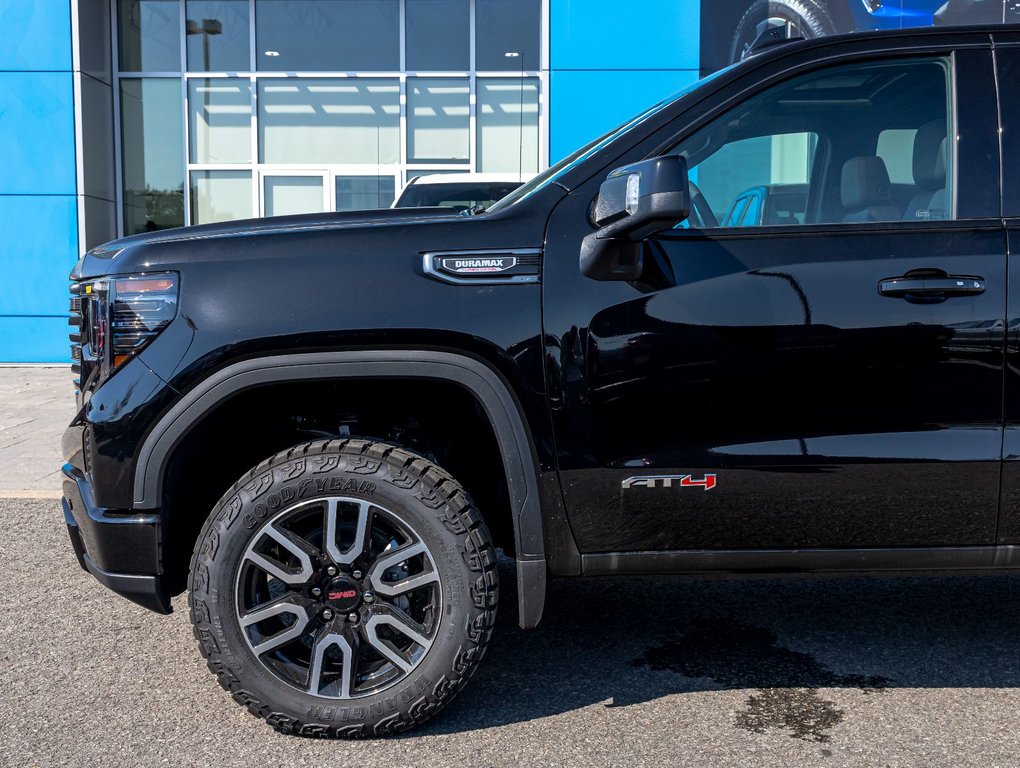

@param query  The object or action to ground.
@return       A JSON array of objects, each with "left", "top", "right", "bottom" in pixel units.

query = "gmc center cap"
[{"left": 325, "top": 577, "right": 361, "bottom": 611}]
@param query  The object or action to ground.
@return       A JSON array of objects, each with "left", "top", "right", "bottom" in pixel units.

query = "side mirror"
[{"left": 580, "top": 155, "right": 691, "bottom": 281}]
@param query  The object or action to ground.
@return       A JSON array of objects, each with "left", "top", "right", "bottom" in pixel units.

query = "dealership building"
[{"left": 0, "top": 0, "right": 705, "bottom": 362}]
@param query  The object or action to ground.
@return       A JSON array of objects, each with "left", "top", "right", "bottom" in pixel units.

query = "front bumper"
[{"left": 62, "top": 463, "right": 172, "bottom": 613}]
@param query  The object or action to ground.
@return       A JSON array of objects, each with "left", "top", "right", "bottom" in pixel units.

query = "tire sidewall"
[
  {"left": 190, "top": 443, "right": 495, "bottom": 737},
  {"left": 729, "top": 0, "right": 837, "bottom": 62}
]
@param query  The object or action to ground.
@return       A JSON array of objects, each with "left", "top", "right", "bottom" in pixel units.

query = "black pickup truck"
[{"left": 63, "top": 26, "right": 1020, "bottom": 737}]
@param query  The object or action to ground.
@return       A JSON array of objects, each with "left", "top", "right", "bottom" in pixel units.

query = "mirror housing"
[{"left": 580, "top": 155, "right": 691, "bottom": 281}]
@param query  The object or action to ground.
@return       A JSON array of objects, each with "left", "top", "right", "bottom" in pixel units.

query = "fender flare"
[{"left": 133, "top": 349, "right": 546, "bottom": 628}]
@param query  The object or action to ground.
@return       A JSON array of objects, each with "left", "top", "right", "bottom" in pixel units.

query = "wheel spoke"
[
  {"left": 363, "top": 603, "right": 433, "bottom": 673},
  {"left": 244, "top": 523, "right": 316, "bottom": 585},
  {"left": 366, "top": 541, "right": 429, "bottom": 594},
  {"left": 308, "top": 628, "right": 357, "bottom": 697},
  {"left": 240, "top": 597, "right": 314, "bottom": 655},
  {"left": 372, "top": 567, "right": 439, "bottom": 598},
  {"left": 324, "top": 498, "right": 372, "bottom": 566}
]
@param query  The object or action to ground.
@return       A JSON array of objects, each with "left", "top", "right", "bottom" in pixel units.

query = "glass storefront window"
[
  {"left": 190, "top": 170, "right": 252, "bottom": 223},
  {"left": 188, "top": 78, "right": 252, "bottom": 163},
  {"left": 264, "top": 175, "right": 325, "bottom": 217},
  {"left": 255, "top": 0, "right": 399, "bottom": 72},
  {"left": 258, "top": 79, "right": 400, "bottom": 164},
  {"left": 118, "top": 0, "right": 182, "bottom": 71},
  {"left": 120, "top": 78, "right": 184, "bottom": 234},
  {"left": 186, "top": 0, "right": 251, "bottom": 71},
  {"left": 475, "top": 0, "right": 540, "bottom": 71},
  {"left": 476, "top": 78, "right": 539, "bottom": 174},
  {"left": 407, "top": 79, "right": 470, "bottom": 163},
  {"left": 406, "top": 0, "right": 469, "bottom": 71},
  {"left": 336, "top": 176, "right": 396, "bottom": 211}
]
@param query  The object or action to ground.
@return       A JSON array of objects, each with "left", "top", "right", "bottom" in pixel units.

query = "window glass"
[
  {"left": 186, "top": 0, "right": 251, "bottom": 71},
  {"left": 671, "top": 58, "right": 954, "bottom": 228},
  {"left": 118, "top": 0, "right": 181, "bottom": 71},
  {"left": 408, "top": 79, "right": 470, "bottom": 163},
  {"left": 258, "top": 79, "right": 400, "bottom": 164},
  {"left": 189, "top": 78, "right": 251, "bottom": 163},
  {"left": 120, "top": 78, "right": 184, "bottom": 234},
  {"left": 190, "top": 170, "right": 252, "bottom": 223},
  {"left": 335, "top": 176, "right": 396, "bottom": 210},
  {"left": 265, "top": 176, "right": 324, "bottom": 217},
  {"left": 255, "top": 1, "right": 399, "bottom": 71},
  {"left": 877, "top": 129, "right": 918, "bottom": 184},
  {"left": 475, "top": 0, "right": 541, "bottom": 71},
  {"left": 476, "top": 78, "right": 539, "bottom": 174},
  {"left": 406, "top": 0, "right": 469, "bottom": 71}
]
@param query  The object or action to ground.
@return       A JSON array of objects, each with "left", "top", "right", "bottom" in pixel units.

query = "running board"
[{"left": 582, "top": 546, "right": 1020, "bottom": 576}]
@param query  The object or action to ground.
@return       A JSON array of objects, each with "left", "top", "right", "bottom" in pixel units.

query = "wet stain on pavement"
[{"left": 632, "top": 621, "right": 890, "bottom": 743}]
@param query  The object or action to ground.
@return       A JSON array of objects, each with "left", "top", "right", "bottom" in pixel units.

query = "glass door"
[{"left": 260, "top": 171, "right": 328, "bottom": 217}]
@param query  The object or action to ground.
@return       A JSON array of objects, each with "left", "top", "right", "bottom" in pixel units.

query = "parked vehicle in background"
[
  {"left": 63, "top": 25, "right": 1020, "bottom": 739},
  {"left": 392, "top": 173, "right": 525, "bottom": 212},
  {"left": 719, "top": 183, "right": 809, "bottom": 226}
]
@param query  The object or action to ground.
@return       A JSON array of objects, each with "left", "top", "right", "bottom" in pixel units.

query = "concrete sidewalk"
[{"left": 0, "top": 366, "right": 75, "bottom": 496}]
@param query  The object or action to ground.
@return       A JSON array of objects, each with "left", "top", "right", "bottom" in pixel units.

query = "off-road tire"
[
  {"left": 729, "top": 0, "right": 838, "bottom": 63},
  {"left": 188, "top": 439, "right": 499, "bottom": 738}
]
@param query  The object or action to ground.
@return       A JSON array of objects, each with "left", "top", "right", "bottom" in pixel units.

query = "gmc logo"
[{"left": 622, "top": 474, "right": 717, "bottom": 491}]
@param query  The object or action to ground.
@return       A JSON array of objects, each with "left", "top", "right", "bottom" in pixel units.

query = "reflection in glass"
[
  {"left": 120, "top": 79, "right": 184, "bottom": 234},
  {"left": 258, "top": 79, "right": 400, "bottom": 164},
  {"left": 475, "top": 0, "right": 540, "bottom": 71},
  {"left": 406, "top": 0, "right": 469, "bottom": 71},
  {"left": 335, "top": 176, "right": 396, "bottom": 211},
  {"left": 118, "top": 0, "right": 181, "bottom": 71},
  {"left": 189, "top": 78, "right": 252, "bottom": 163},
  {"left": 476, "top": 78, "right": 539, "bottom": 175},
  {"left": 186, "top": 0, "right": 251, "bottom": 71},
  {"left": 407, "top": 79, "right": 470, "bottom": 163},
  {"left": 255, "top": 0, "right": 399, "bottom": 71},
  {"left": 190, "top": 170, "right": 252, "bottom": 223},
  {"left": 265, "top": 176, "right": 325, "bottom": 217}
]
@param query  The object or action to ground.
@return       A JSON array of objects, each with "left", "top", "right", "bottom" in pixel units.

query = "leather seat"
[
  {"left": 904, "top": 119, "right": 949, "bottom": 221},
  {"left": 841, "top": 156, "right": 900, "bottom": 223}
]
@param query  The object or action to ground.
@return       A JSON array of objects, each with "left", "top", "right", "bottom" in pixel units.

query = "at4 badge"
[{"left": 622, "top": 474, "right": 718, "bottom": 491}]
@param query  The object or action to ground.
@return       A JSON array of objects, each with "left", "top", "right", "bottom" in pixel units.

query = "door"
[{"left": 544, "top": 49, "right": 1006, "bottom": 554}]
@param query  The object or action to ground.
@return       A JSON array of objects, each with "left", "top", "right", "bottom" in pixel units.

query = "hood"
[{"left": 72, "top": 206, "right": 462, "bottom": 279}]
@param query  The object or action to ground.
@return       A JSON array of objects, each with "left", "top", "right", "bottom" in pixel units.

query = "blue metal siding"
[
  {"left": 0, "top": 0, "right": 76, "bottom": 363},
  {"left": 549, "top": 0, "right": 701, "bottom": 160}
]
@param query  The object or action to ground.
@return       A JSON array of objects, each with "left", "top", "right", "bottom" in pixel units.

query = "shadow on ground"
[{"left": 421, "top": 568, "right": 1020, "bottom": 743}]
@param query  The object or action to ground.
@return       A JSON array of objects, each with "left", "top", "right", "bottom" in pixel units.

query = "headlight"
[{"left": 79, "top": 272, "right": 178, "bottom": 377}]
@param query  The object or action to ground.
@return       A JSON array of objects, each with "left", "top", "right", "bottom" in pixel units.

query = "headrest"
[
  {"left": 841, "top": 156, "right": 892, "bottom": 211},
  {"left": 913, "top": 119, "right": 947, "bottom": 191}
]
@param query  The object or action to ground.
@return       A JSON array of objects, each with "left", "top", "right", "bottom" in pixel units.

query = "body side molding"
[{"left": 133, "top": 349, "right": 547, "bottom": 628}]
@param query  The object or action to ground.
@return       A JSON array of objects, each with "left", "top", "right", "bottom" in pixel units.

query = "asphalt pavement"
[{"left": 3, "top": 495, "right": 1020, "bottom": 768}]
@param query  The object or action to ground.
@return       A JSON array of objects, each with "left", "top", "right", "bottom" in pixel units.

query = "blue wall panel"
[
  {"left": 550, "top": 69, "right": 700, "bottom": 161},
  {"left": 549, "top": 0, "right": 701, "bottom": 161},
  {"left": 0, "top": 196, "right": 78, "bottom": 319},
  {"left": 0, "top": 0, "right": 72, "bottom": 71},
  {"left": 551, "top": 0, "right": 700, "bottom": 70},
  {"left": 0, "top": 72, "right": 76, "bottom": 195},
  {"left": 0, "top": 317, "right": 71, "bottom": 364}
]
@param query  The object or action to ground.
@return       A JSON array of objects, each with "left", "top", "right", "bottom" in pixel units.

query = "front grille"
[{"left": 69, "top": 282, "right": 82, "bottom": 391}]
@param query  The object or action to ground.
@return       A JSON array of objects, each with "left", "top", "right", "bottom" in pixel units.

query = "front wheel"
[{"left": 189, "top": 439, "right": 498, "bottom": 738}]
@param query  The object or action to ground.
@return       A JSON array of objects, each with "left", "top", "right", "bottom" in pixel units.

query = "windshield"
[
  {"left": 486, "top": 66, "right": 733, "bottom": 214},
  {"left": 395, "top": 181, "right": 523, "bottom": 211}
]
